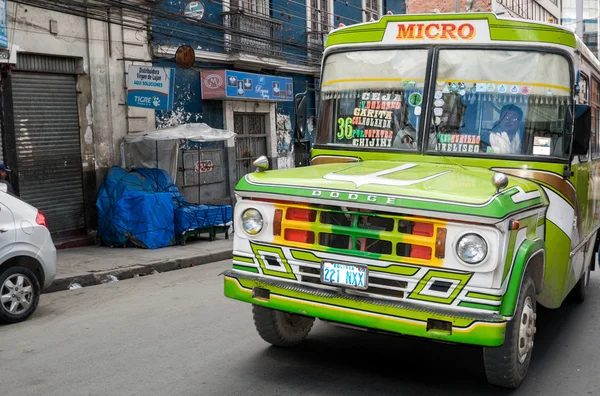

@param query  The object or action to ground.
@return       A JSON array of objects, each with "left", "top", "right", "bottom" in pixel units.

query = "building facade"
[
  {"left": 151, "top": 0, "right": 401, "bottom": 204},
  {"left": 562, "top": 0, "right": 598, "bottom": 58},
  {"left": 405, "top": 0, "right": 559, "bottom": 23},
  {"left": 0, "top": 1, "right": 154, "bottom": 244}
]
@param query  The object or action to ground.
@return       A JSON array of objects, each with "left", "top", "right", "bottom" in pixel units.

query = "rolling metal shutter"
[{"left": 12, "top": 66, "right": 85, "bottom": 234}]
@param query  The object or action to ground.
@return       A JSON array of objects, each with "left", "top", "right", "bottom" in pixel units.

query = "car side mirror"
[
  {"left": 294, "top": 92, "right": 307, "bottom": 141},
  {"left": 573, "top": 104, "right": 591, "bottom": 156}
]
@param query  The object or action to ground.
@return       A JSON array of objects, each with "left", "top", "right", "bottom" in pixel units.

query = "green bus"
[{"left": 222, "top": 12, "right": 599, "bottom": 388}]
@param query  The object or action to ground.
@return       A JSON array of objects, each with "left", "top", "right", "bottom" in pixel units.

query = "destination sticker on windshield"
[
  {"left": 333, "top": 91, "right": 408, "bottom": 148},
  {"left": 408, "top": 92, "right": 423, "bottom": 106},
  {"left": 436, "top": 134, "right": 480, "bottom": 153},
  {"left": 533, "top": 136, "right": 551, "bottom": 155}
]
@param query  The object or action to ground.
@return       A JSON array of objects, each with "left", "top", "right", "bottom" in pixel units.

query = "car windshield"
[
  {"left": 427, "top": 50, "right": 572, "bottom": 158},
  {"left": 316, "top": 49, "right": 428, "bottom": 150}
]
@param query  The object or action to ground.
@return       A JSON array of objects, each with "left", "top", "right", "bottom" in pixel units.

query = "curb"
[{"left": 43, "top": 249, "right": 233, "bottom": 293}]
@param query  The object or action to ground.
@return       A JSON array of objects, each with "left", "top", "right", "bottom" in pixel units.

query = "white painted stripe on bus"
[{"left": 542, "top": 186, "right": 576, "bottom": 243}]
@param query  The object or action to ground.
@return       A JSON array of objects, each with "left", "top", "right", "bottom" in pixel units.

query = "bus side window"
[
  {"left": 579, "top": 73, "right": 589, "bottom": 105},
  {"left": 592, "top": 78, "right": 600, "bottom": 158}
]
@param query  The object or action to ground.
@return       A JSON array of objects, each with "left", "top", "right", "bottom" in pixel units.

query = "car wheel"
[
  {"left": 483, "top": 274, "right": 536, "bottom": 388},
  {"left": 252, "top": 305, "right": 315, "bottom": 347},
  {"left": 0, "top": 266, "right": 41, "bottom": 324}
]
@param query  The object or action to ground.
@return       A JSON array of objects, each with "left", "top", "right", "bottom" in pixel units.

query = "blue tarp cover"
[{"left": 97, "top": 166, "right": 232, "bottom": 248}]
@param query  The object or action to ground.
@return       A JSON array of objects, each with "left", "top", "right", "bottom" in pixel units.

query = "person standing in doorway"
[{"left": 0, "top": 162, "right": 15, "bottom": 195}]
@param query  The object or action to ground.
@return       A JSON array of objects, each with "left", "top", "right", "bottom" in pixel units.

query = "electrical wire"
[
  {"left": 24, "top": 0, "right": 327, "bottom": 59},
  {"left": 14, "top": 0, "right": 325, "bottom": 66},
  {"left": 12, "top": 0, "right": 392, "bottom": 67}
]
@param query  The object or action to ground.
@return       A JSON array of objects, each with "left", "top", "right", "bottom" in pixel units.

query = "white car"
[{"left": 0, "top": 185, "right": 56, "bottom": 323}]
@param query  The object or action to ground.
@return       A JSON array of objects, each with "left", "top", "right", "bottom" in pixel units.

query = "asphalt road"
[{"left": 1, "top": 260, "right": 600, "bottom": 396}]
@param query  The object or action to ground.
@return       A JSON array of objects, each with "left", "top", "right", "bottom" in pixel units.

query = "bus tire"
[
  {"left": 252, "top": 305, "right": 314, "bottom": 347},
  {"left": 572, "top": 256, "right": 592, "bottom": 303},
  {"left": 483, "top": 274, "right": 536, "bottom": 389}
]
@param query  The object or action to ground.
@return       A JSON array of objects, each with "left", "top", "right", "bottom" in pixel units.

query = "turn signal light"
[
  {"left": 273, "top": 209, "right": 283, "bottom": 236},
  {"left": 284, "top": 229, "right": 315, "bottom": 244},
  {"left": 286, "top": 208, "right": 316, "bottom": 222},
  {"left": 410, "top": 245, "right": 432, "bottom": 259},
  {"left": 413, "top": 222, "right": 433, "bottom": 237},
  {"left": 435, "top": 228, "right": 447, "bottom": 258}
]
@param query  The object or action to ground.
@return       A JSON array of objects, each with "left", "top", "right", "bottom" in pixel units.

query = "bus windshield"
[
  {"left": 427, "top": 50, "right": 572, "bottom": 158},
  {"left": 316, "top": 49, "right": 428, "bottom": 150},
  {"left": 316, "top": 49, "right": 573, "bottom": 159}
]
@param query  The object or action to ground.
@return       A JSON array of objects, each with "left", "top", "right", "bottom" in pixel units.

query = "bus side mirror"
[
  {"left": 572, "top": 104, "right": 591, "bottom": 156},
  {"left": 294, "top": 92, "right": 307, "bottom": 141}
]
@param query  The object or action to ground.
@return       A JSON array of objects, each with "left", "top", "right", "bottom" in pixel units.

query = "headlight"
[
  {"left": 241, "top": 208, "right": 263, "bottom": 235},
  {"left": 456, "top": 233, "right": 488, "bottom": 264}
]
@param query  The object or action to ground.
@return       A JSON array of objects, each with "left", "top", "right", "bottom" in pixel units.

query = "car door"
[{"left": 0, "top": 195, "right": 16, "bottom": 257}]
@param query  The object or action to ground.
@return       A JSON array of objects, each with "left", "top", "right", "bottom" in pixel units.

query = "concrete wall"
[{"left": 5, "top": 2, "right": 154, "bottom": 230}]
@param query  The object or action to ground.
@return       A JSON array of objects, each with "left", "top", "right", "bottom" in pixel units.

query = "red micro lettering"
[
  {"left": 415, "top": 24, "right": 425, "bottom": 39},
  {"left": 440, "top": 24, "right": 458, "bottom": 39},
  {"left": 397, "top": 24, "right": 416, "bottom": 39},
  {"left": 425, "top": 23, "right": 440, "bottom": 39},
  {"left": 457, "top": 23, "right": 476, "bottom": 40}
]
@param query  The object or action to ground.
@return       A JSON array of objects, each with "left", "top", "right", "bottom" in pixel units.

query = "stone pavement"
[{"left": 45, "top": 236, "right": 233, "bottom": 293}]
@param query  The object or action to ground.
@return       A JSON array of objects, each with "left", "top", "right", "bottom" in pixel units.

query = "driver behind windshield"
[{"left": 487, "top": 104, "right": 524, "bottom": 154}]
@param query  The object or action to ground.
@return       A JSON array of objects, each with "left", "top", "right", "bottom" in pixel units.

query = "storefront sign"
[
  {"left": 127, "top": 65, "right": 175, "bottom": 110},
  {"left": 383, "top": 20, "right": 490, "bottom": 44},
  {"left": 201, "top": 70, "right": 293, "bottom": 102},
  {"left": 0, "top": 0, "right": 8, "bottom": 48},
  {"left": 184, "top": 1, "right": 205, "bottom": 21}
]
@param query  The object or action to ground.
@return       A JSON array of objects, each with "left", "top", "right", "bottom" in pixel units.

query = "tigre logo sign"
[{"left": 396, "top": 23, "right": 476, "bottom": 40}]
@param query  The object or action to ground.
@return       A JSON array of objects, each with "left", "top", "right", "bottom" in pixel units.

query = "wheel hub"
[
  {"left": 518, "top": 296, "right": 536, "bottom": 364},
  {"left": 1, "top": 274, "right": 34, "bottom": 315}
]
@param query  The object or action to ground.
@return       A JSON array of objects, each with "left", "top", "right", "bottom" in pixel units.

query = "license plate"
[{"left": 321, "top": 261, "right": 368, "bottom": 290}]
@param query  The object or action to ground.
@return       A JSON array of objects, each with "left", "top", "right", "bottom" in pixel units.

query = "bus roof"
[{"left": 325, "top": 12, "right": 578, "bottom": 50}]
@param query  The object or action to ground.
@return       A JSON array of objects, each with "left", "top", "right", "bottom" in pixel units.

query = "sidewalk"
[{"left": 45, "top": 236, "right": 233, "bottom": 293}]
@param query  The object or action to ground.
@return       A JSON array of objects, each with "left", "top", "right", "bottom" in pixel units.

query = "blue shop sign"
[
  {"left": 127, "top": 65, "right": 175, "bottom": 111},
  {"left": 201, "top": 70, "right": 293, "bottom": 102},
  {"left": 0, "top": 0, "right": 8, "bottom": 48}
]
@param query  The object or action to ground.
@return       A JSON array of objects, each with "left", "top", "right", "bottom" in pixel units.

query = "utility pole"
[{"left": 456, "top": 0, "right": 460, "bottom": 12}]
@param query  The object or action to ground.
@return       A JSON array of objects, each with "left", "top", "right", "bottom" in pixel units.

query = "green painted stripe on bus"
[
  {"left": 459, "top": 301, "right": 499, "bottom": 311},
  {"left": 466, "top": 291, "right": 502, "bottom": 301},
  {"left": 290, "top": 250, "right": 322, "bottom": 263},
  {"left": 233, "top": 264, "right": 259, "bottom": 273},
  {"left": 234, "top": 255, "right": 255, "bottom": 264}
]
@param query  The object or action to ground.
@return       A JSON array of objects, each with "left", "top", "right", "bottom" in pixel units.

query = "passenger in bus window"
[{"left": 488, "top": 104, "right": 524, "bottom": 154}]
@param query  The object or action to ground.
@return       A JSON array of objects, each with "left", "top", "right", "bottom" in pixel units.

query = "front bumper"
[{"left": 223, "top": 270, "right": 507, "bottom": 347}]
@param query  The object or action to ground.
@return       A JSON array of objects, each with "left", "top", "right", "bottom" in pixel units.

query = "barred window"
[{"left": 363, "top": 0, "right": 380, "bottom": 22}]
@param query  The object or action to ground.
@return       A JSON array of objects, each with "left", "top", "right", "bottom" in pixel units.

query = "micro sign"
[
  {"left": 382, "top": 19, "right": 491, "bottom": 44},
  {"left": 396, "top": 23, "right": 476, "bottom": 40}
]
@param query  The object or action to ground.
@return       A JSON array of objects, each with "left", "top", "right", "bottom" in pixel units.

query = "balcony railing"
[{"left": 222, "top": 11, "right": 283, "bottom": 57}]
